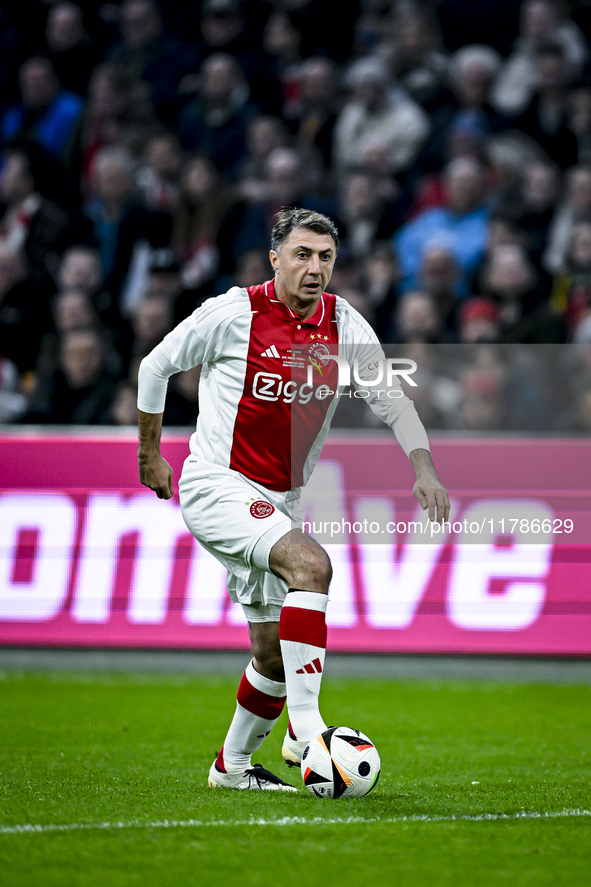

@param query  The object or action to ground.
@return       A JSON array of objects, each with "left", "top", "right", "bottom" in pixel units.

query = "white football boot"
[
  {"left": 281, "top": 727, "right": 310, "bottom": 768},
  {"left": 208, "top": 760, "right": 298, "bottom": 791}
]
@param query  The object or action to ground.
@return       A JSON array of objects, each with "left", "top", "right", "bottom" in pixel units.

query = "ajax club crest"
[{"left": 249, "top": 500, "right": 275, "bottom": 519}]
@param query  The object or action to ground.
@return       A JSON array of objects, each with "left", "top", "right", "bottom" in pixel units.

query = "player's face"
[{"left": 270, "top": 228, "right": 337, "bottom": 318}]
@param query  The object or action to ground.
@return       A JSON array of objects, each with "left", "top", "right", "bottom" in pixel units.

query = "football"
[{"left": 301, "top": 726, "right": 381, "bottom": 799}]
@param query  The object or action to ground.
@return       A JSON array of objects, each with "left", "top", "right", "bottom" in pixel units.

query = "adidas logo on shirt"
[{"left": 261, "top": 344, "right": 281, "bottom": 358}]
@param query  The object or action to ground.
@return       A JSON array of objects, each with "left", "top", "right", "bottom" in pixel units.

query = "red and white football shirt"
[{"left": 138, "top": 279, "right": 429, "bottom": 492}]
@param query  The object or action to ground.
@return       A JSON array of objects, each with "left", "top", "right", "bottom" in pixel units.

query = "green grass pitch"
[{"left": 1, "top": 669, "right": 590, "bottom": 886}]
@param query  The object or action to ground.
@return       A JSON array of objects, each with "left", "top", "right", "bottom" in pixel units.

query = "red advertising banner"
[{"left": 0, "top": 432, "right": 589, "bottom": 655}]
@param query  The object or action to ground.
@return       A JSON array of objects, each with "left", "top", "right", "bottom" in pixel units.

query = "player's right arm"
[
  {"left": 136, "top": 289, "right": 248, "bottom": 498},
  {"left": 138, "top": 409, "right": 173, "bottom": 499},
  {"left": 136, "top": 313, "right": 203, "bottom": 500}
]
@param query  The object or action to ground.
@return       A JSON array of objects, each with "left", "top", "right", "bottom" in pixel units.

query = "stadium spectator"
[
  {"left": 35, "top": 286, "right": 103, "bottom": 381},
  {"left": 287, "top": 57, "right": 341, "bottom": 171},
  {"left": 0, "top": 246, "right": 51, "bottom": 375},
  {"left": 417, "top": 245, "right": 463, "bottom": 334},
  {"left": 65, "top": 62, "right": 154, "bottom": 192},
  {"left": 481, "top": 243, "right": 539, "bottom": 317},
  {"left": 43, "top": 2, "right": 102, "bottom": 98},
  {"left": 544, "top": 165, "right": 591, "bottom": 273},
  {"left": 413, "top": 44, "right": 507, "bottom": 181},
  {"left": 262, "top": 10, "right": 305, "bottom": 120},
  {"left": 395, "top": 291, "right": 443, "bottom": 344},
  {"left": 395, "top": 157, "right": 489, "bottom": 291},
  {"left": 54, "top": 243, "right": 132, "bottom": 346},
  {"left": 492, "top": 0, "right": 588, "bottom": 116},
  {"left": 75, "top": 145, "right": 172, "bottom": 306},
  {"left": 513, "top": 42, "right": 579, "bottom": 171},
  {"left": 108, "top": 0, "right": 193, "bottom": 123},
  {"left": 459, "top": 366, "right": 506, "bottom": 429},
  {"left": 232, "top": 249, "right": 271, "bottom": 289},
  {"left": 458, "top": 296, "right": 501, "bottom": 343},
  {"left": 549, "top": 220, "right": 591, "bottom": 340},
  {"left": 0, "top": 351, "right": 26, "bottom": 422},
  {"left": 21, "top": 326, "right": 121, "bottom": 424},
  {"left": 178, "top": 53, "right": 258, "bottom": 178},
  {"left": 52, "top": 287, "right": 99, "bottom": 334},
  {"left": 495, "top": 160, "right": 561, "bottom": 264},
  {"left": 364, "top": 242, "right": 401, "bottom": 341},
  {"left": 57, "top": 245, "right": 108, "bottom": 311},
  {"left": 146, "top": 249, "right": 183, "bottom": 301},
  {"left": 130, "top": 292, "right": 174, "bottom": 361},
  {"left": 195, "top": 0, "right": 282, "bottom": 116},
  {"left": 236, "top": 115, "right": 291, "bottom": 205},
  {"left": 1, "top": 57, "right": 84, "bottom": 160},
  {"left": 109, "top": 380, "right": 139, "bottom": 425},
  {"left": 333, "top": 56, "right": 430, "bottom": 176},
  {"left": 566, "top": 85, "right": 591, "bottom": 166},
  {"left": 379, "top": 7, "right": 450, "bottom": 114},
  {"left": 136, "top": 131, "right": 183, "bottom": 212},
  {"left": 336, "top": 170, "right": 401, "bottom": 261},
  {"left": 0, "top": 142, "right": 68, "bottom": 283},
  {"left": 171, "top": 153, "right": 239, "bottom": 293}
]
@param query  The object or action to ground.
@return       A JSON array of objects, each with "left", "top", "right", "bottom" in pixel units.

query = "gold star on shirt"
[
  {"left": 310, "top": 334, "right": 316, "bottom": 340},
  {"left": 323, "top": 336, "right": 329, "bottom": 341}
]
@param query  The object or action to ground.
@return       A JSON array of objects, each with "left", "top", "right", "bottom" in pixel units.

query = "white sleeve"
[
  {"left": 137, "top": 288, "right": 246, "bottom": 414},
  {"left": 337, "top": 299, "right": 430, "bottom": 456}
]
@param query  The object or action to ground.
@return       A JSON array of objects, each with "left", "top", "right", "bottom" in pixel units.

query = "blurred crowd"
[{"left": 1, "top": 0, "right": 591, "bottom": 432}]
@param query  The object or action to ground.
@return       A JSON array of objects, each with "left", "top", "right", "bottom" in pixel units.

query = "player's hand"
[
  {"left": 138, "top": 453, "right": 174, "bottom": 499},
  {"left": 413, "top": 472, "right": 450, "bottom": 525}
]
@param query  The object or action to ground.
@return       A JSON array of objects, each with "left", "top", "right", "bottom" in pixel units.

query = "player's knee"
[
  {"left": 270, "top": 531, "right": 332, "bottom": 593},
  {"left": 251, "top": 645, "right": 285, "bottom": 683},
  {"left": 291, "top": 543, "right": 332, "bottom": 593},
  {"left": 308, "top": 545, "right": 332, "bottom": 588}
]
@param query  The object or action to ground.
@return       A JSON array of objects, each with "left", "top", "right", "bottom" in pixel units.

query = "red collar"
[{"left": 262, "top": 278, "right": 327, "bottom": 327}]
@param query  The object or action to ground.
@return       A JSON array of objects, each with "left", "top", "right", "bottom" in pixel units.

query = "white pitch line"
[{"left": 1, "top": 809, "right": 591, "bottom": 836}]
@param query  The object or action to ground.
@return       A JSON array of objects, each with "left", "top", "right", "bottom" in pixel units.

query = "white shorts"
[{"left": 178, "top": 459, "right": 302, "bottom": 622}]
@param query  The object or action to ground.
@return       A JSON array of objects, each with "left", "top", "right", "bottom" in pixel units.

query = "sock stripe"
[
  {"left": 215, "top": 746, "right": 226, "bottom": 773},
  {"left": 245, "top": 660, "right": 286, "bottom": 698},
  {"left": 236, "top": 673, "right": 286, "bottom": 720},
  {"left": 279, "top": 606, "right": 327, "bottom": 648},
  {"left": 285, "top": 590, "right": 328, "bottom": 613}
]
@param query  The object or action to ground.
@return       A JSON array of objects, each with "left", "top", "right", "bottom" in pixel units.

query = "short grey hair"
[{"left": 270, "top": 207, "right": 339, "bottom": 254}]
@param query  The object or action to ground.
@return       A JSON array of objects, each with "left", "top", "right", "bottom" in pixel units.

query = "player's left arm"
[
  {"left": 338, "top": 310, "right": 449, "bottom": 524},
  {"left": 409, "top": 447, "right": 450, "bottom": 525}
]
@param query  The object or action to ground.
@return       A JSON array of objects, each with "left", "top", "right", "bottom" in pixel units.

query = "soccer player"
[{"left": 137, "top": 207, "right": 449, "bottom": 791}]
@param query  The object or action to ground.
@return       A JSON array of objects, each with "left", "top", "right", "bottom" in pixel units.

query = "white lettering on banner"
[
  {"left": 447, "top": 500, "right": 552, "bottom": 631},
  {"left": 355, "top": 498, "right": 451, "bottom": 628},
  {"left": 301, "top": 461, "right": 356, "bottom": 627},
  {"left": 0, "top": 493, "right": 75, "bottom": 621},
  {"left": 183, "top": 542, "right": 228, "bottom": 625},
  {"left": 73, "top": 493, "right": 189, "bottom": 624}
]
